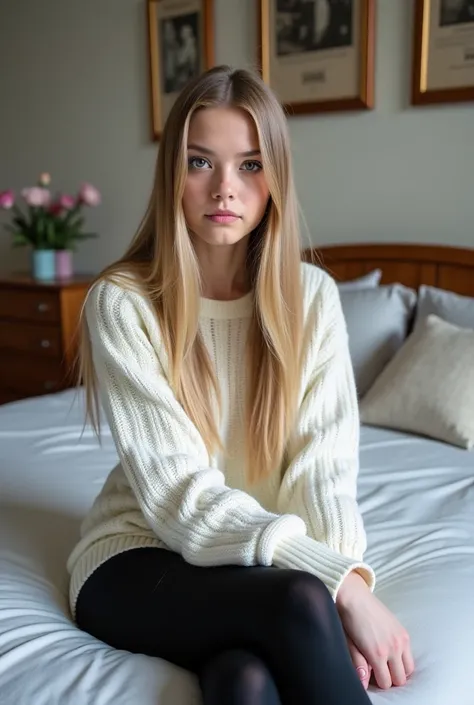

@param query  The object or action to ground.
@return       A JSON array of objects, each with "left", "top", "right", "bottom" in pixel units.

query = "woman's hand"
[
  {"left": 336, "top": 571, "right": 415, "bottom": 690},
  {"left": 346, "top": 634, "right": 372, "bottom": 690}
]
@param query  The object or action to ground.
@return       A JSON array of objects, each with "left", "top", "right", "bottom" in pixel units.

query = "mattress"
[{"left": 1, "top": 389, "right": 473, "bottom": 705}]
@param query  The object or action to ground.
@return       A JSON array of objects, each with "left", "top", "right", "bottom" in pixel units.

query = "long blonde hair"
[{"left": 79, "top": 65, "right": 304, "bottom": 484}]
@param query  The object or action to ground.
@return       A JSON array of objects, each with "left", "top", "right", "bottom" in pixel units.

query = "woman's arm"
[
  {"left": 85, "top": 279, "right": 307, "bottom": 569},
  {"left": 272, "top": 271, "right": 414, "bottom": 690},
  {"left": 272, "top": 272, "right": 375, "bottom": 600}
]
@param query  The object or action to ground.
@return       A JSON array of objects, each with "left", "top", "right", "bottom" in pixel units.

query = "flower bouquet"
[{"left": 0, "top": 172, "right": 100, "bottom": 280}]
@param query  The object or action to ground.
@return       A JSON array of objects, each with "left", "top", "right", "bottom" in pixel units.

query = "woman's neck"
[{"left": 193, "top": 236, "right": 251, "bottom": 301}]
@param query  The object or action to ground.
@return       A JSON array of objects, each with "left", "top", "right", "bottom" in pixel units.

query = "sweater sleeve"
[
  {"left": 272, "top": 274, "right": 376, "bottom": 600},
  {"left": 85, "top": 279, "right": 307, "bottom": 569}
]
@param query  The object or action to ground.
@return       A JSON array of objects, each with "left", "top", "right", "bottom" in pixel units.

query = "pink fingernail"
[{"left": 357, "top": 667, "right": 367, "bottom": 679}]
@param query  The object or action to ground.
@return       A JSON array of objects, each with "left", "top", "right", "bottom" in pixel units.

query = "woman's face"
[{"left": 182, "top": 106, "right": 270, "bottom": 248}]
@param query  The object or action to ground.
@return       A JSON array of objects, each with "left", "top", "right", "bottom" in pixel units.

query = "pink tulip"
[
  {"left": 78, "top": 182, "right": 101, "bottom": 207},
  {"left": 48, "top": 196, "right": 74, "bottom": 215},
  {"left": 59, "top": 194, "right": 75, "bottom": 210},
  {"left": 22, "top": 187, "right": 51, "bottom": 207},
  {"left": 0, "top": 190, "right": 15, "bottom": 209}
]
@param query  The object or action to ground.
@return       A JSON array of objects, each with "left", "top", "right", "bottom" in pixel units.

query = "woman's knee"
[
  {"left": 200, "top": 649, "right": 277, "bottom": 703},
  {"left": 275, "top": 570, "right": 337, "bottom": 636}
]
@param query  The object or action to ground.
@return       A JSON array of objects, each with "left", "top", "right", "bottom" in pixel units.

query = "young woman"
[{"left": 68, "top": 65, "right": 414, "bottom": 705}]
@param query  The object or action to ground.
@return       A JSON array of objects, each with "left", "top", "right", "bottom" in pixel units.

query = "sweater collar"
[{"left": 199, "top": 291, "right": 253, "bottom": 319}]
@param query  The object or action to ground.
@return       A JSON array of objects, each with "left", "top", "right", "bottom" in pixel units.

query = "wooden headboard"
[{"left": 303, "top": 243, "right": 474, "bottom": 297}]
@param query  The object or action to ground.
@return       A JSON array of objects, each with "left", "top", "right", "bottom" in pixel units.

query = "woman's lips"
[{"left": 205, "top": 214, "right": 241, "bottom": 224}]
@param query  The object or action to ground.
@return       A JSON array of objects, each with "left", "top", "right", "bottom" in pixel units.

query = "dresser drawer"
[
  {"left": 0, "top": 321, "right": 62, "bottom": 358},
  {"left": 0, "top": 275, "right": 91, "bottom": 403},
  {"left": 0, "top": 288, "right": 60, "bottom": 324},
  {"left": 0, "top": 354, "right": 65, "bottom": 396}
]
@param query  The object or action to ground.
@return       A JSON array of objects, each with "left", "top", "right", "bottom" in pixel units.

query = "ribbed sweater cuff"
[
  {"left": 272, "top": 534, "right": 376, "bottom": 602},
  {"left": 257, "top": 515, "right": 307, "bottom": 565}
]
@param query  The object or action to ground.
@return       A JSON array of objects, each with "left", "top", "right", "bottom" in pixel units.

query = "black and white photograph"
[
  {"left": 440, "top": 0, "right": 474, "bottom": 26},
  {"left": 412, "top": 0, "right": 474, "bottom": 105},
  {"left": 260, "top": 0, "right": 374, "bottom": 115},
  {"left": 147, "top": 0, "right": 214, "bottom": 140},
  {"left": 276, "top": 0, "right": 353, "bottom": 56},
  {"left": 160, "top": 13, "right": 200, "bottom": 95}
]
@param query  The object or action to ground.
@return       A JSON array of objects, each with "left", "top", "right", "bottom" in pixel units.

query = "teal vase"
[{"left": 32, "top": 249, "right": 55, "bottom": 281}]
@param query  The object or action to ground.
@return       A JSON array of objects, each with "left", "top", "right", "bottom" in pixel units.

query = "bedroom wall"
[{"left": 0, "top": 0, "right": 473, "bottom": 276}]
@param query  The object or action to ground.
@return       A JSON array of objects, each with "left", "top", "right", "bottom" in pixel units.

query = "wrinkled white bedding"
[{"left": 1, "top": 389, "right": 473, "bottom": 705}]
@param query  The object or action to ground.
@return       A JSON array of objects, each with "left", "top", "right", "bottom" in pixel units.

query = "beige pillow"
[{"left": 360, "top": 315, "right": 474, "bottom": 449}]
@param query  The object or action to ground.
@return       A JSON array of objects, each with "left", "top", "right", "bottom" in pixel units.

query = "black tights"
[{"left": 75, "top": 548, "right": 371, "bottom": 705}]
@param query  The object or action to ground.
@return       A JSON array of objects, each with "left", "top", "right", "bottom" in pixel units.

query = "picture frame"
[
  {"left": 258, "top": 0, "right": 375, "bottom": 115},
  {"left": 147, "top": 0, "right": 215, "bottom": 141},
  {"left": 412, "top": 0, "right": 474, "bottom": 106}
]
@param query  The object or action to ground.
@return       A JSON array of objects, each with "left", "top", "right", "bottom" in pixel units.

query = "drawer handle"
[
  {"left": 37, "top": 303, "right": 50, "bottom": 313},
  {"left": 44, "top": 381, "right": 56, "bottom": 391},
  {"left": 40, "top": 339, "right": 51, "bottom": 349}
]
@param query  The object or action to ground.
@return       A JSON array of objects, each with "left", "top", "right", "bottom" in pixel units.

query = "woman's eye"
[
  {"left": 241, "top": 161, "right": 263, "bottom": 172},
  {"left": 188, "top": 157, "right": 210, "bottom": 169}
]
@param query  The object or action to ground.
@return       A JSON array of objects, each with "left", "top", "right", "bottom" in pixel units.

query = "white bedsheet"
[{"left": 1, "top": 389, "right": 473, "bottom": 705}]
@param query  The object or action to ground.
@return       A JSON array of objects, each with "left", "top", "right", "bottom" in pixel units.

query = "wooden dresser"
[{"left": 0, "top": 275, "right": 92, "bottom": 405}]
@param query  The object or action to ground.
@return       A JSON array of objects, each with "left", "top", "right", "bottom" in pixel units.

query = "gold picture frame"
[
  {"left": 258, "top": 0, "right": 375, "bottom": 115},
  {"left": 412, "top": 0, "right": 474, "bottom": 106},
  {"left": 147, "top": 0, "right": 215, "bottom": 141}
]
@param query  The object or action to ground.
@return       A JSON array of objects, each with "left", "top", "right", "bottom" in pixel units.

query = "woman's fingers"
[
  {"left": 372, "top": 658, "right": 393, "bottom": 690},
  {"left": 346, "top": 636, "right": 371, "bottom": 690},
  {"left": 388, "top": 656, "right": 407, "bottom": 687},
  {"left": 402, "top": 645, "right": 416, "bottom": 678},
  {"left": 372, "top": 640, "right": 414, "bottom": 689}
]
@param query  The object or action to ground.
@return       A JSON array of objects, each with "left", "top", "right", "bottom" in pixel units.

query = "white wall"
[{"left": 1, "top": 0, "right": 473, "bottom": 276}]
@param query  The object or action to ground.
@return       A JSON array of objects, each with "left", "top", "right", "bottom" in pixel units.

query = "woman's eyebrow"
[{"left": 187, "top": 143, "right": 261, "bottom": 158}]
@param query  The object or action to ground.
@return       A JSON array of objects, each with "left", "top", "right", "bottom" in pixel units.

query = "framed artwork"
[
  {"left": 258, "top": 0, "right": 375, "bottom": 115},
  {"left": 412, "top": 0, "right": 474, "bottom": 105},
  {"left": 147, "top": 0, "right": 214, "bottom": 140}
]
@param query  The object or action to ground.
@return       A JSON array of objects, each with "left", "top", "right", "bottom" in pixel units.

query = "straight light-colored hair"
[{"left": 79, "top": 65, "right": 305, "bottom": 485}]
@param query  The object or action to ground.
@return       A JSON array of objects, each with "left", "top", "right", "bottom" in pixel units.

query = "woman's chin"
[{"left": 193, "top": 227, "right": 249, "bottom": 248}]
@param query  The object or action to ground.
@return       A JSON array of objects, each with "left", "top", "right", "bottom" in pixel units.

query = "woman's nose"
[{"left": 211, "top": 172, "right": 235, "bottom": 200}]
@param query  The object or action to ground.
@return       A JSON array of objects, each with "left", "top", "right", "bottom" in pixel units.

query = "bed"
[{"left": 1, "top": 243, "right": 474, "bottom": 705}]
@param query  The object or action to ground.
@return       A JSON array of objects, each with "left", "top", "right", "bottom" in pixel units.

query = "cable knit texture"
[{"left": 67, "top": 263, "right": 375, "bottom": 618}]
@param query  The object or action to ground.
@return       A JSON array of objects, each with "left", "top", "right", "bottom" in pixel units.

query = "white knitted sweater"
[{"left": 67, "top": 263, "right": 375, "bottom": 618}]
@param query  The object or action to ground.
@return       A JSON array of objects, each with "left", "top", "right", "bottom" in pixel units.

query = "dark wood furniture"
[
  {"left": 304, "top": 243, "right": 474, "bottom": 297},
  {"left": 0, "top": 275, "right": 91, "bottom": 405}
]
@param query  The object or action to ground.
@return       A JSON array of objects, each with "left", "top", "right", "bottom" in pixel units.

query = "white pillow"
[
  {"left": 337, "top": 269, "right": 382, "bottom": 290},
  {"left": 360, "top": 315, "right": 474, "bottom": 449},
  {"left": 339, "top": 284, "right": 417, "bottom": 398},
  {"left": 415, "top": 285, "right": 474, "bottom": 330}
]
